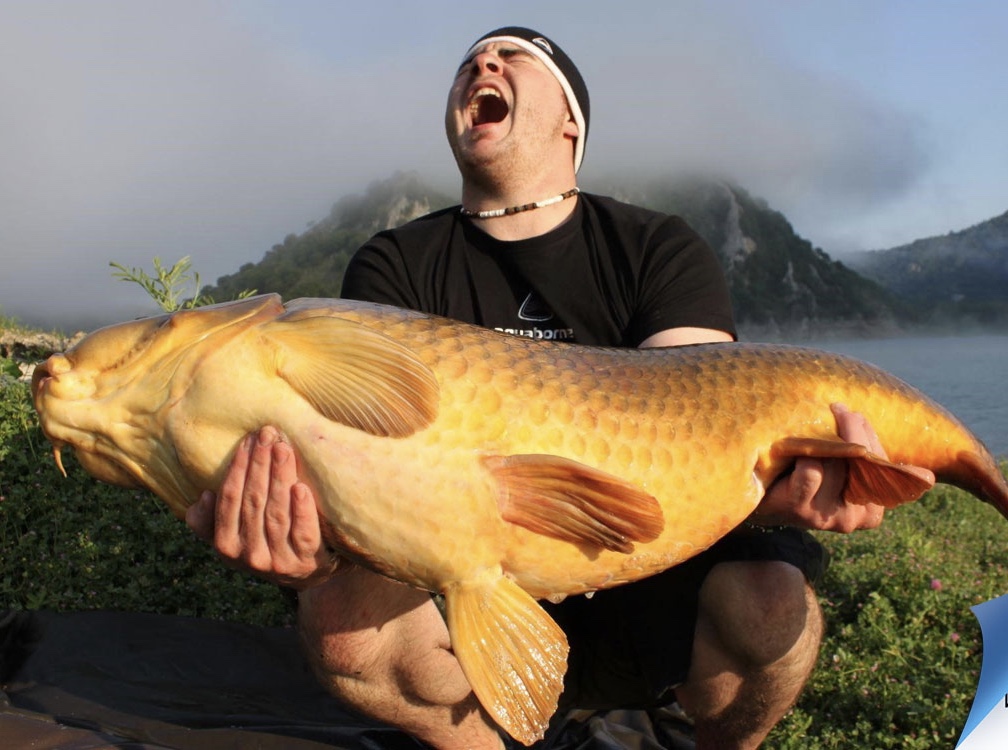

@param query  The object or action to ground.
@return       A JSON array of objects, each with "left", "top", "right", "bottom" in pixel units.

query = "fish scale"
[{"left": 31, "top": 294, "right": 1008, "bottom": 746}]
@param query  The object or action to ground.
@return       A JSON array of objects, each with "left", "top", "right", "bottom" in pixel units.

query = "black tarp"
[{"left": 0, "top": 610, "right": 693, "bottom": 749}]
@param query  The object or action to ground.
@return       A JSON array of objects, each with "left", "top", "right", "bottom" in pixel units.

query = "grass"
[
  {"left": 767, "top": 484, "right": 1008, "bottom": 748},
  {"left": 0, "top": 373, "right": 292, "bottom": 625},
  {"left": 2, "top": 337, "right": 1007, "bottom": 747}
]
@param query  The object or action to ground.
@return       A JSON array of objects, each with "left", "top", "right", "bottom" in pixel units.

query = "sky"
[{"left": 1, "top": 0, "right": 1005, "bottom": 331}]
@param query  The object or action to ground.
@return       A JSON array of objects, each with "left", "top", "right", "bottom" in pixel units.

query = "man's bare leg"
[
  {"left": 675, "top": 560, "right": 823, "bottom": 749},
  {"left": 298, "top": 565, "right": 504, "bottom": 750}
]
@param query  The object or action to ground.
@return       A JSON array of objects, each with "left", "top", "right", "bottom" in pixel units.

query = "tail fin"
[{"left": 954, "top": 451, "right": 1008, "bottom": 520}]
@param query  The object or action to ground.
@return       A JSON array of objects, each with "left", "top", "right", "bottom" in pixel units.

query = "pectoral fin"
[
  {"left": 263, "top": 316, "right": 439, "bottom": 437},
  {"left": 484, "top": 454, "right": 664, "bottom": 553},
  {"left": 444, "top": 572, "right": 568, "bottom": 746},
  {"left": 771, "top": 437, "right": 934, "bottom": 508}
]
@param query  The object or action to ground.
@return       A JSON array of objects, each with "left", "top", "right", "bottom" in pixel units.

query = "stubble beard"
[
  {"left": 455, "top": 137, "right": 523, "bottom": 195},
  {"left": 453, "top": 111, "right": 567, "bottom": 196}
]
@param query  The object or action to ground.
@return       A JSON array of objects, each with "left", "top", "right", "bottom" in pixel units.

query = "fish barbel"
[{"left": 31, "top": 294, "right": 1008, "bottom": 744}]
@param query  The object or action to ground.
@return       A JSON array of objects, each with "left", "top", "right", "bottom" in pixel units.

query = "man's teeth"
[{"left": 469, "top": 87, "right": 500, "bottom": 119}]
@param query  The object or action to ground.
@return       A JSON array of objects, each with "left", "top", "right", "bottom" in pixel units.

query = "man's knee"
[
  {"left": 297, "top": 572, "right": 474, "bottom": 709},
  {"left": 297, "top": 588, "right": 386, "bottom": 703},
  {"left": 677, "top": 560, "right": 823, "bottom": 744},
  {"left": 698, "top": 559, "right": 823, "bottom": 670}
]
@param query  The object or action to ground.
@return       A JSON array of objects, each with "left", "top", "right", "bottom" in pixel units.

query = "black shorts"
[{"left": 544, "top": 526, "right": 828, "bottom": 711}]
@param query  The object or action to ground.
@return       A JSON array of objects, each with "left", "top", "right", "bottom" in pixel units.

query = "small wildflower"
[{"left": 930, "top": 578, "right": 942, "bottom": 591}]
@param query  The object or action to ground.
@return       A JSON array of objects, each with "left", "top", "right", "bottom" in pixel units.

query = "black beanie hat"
[{"left": 462, "top": 27, "right": 590, "bottom": 173}]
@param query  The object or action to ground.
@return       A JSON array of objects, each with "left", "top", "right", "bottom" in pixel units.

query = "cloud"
[
  {"left": 578, "top": 25, "right": 931, "bottom": 235},
  {"left": 0, "top": 3, "right": 949, "bottom": 329},
  {"left": 0, "top": 3, "right": 454, "bottom": 328}
]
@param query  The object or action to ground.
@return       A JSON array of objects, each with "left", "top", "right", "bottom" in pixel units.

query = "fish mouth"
[
  {"left": 31, "top": 367, "right": 76, "bottom": 478},
  {"left": 31, "top": 358, "right": 115, "bottom": 481},
  {"left": 468, "top": 86, "right": 509, "bottom": 127}
]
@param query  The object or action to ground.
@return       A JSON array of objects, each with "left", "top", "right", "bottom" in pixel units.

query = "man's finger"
[
  {"left": 289, "top": 482, "right": 323, "bottom": 559},
  {"left": 263, "top": 440, "right": 296, "bottom": 548},
  {"left": 238, "top": 426, "right": 279, "bottom": 556},
  {"left": 831, "top": 403, "right": 885, "bottom": 457},
  {"left": 214, "top": 433, "right": 255, "bottom": 556}
]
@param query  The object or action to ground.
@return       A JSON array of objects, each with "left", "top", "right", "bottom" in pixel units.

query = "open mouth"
[{"left": 469, "top": 87, "right": 509, "bottom": 126}]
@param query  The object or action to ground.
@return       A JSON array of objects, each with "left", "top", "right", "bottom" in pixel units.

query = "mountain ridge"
[
  {"left": 206, "top": 172, "right": 1006, "bottom": 338},
  {"left": 846, "top": 210, "right": 1008, "bottom": 327}
]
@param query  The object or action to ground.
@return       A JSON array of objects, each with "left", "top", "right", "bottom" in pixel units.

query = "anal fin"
[
  {"left": 772, "top": 437, "right": 934, "bottom": 508},
  {"left": 444, "top": 572, "right": 568, "bottom": 746},
  {"left": 483, "top": 453, "right": 664, "bottom": 553}
]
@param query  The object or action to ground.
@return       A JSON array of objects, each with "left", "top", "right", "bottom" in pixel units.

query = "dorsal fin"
[
  {"left": 263, "top": 315, "right": 438, "bottom": 438},
  {"left": 483, "top": 453, "right": 664, "bottom": 553}
]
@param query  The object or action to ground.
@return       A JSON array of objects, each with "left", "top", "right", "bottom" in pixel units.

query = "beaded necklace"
[{"left": 459, "top": 187, "right": 579, "bottom": 219}]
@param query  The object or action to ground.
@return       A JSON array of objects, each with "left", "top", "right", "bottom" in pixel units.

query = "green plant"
[
  {"left": 0, "top": 310, "right": 22, "bottom": 330},
  {"left": 766, "top": 482, "right": 1008, "bottom": 748},
  {"left": 110, "top": 256, "right": 256, "bottom": 312},
  {"left": 110, "top": 256, "right": 212, "bottom": 311}
]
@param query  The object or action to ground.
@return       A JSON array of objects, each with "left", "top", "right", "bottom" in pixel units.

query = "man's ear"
[{"left": 563, "top": 110, "right": 579, "bottom": 138}]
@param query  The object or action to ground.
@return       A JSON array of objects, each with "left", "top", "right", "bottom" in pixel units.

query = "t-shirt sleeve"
[
  {"left": 630, "top": 216, "right": 737, "bottom": 343},
  {"left": 339, "top": 234, "right": 420, "bottom": 308}
]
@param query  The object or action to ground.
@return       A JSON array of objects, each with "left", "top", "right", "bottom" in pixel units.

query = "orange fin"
[
  {"left": 954, "top": 450, "right": 1008, "bottom": 518},
  {"left": 483, "top": 454, "right": 663, "bottom": 553},
  {"left": 772, "top": 437, "right": 934, "bottom": 508},
  {"left": 845, "top": 454, "right": 935, "bottom": 507},
  {"left": 263, "top": 315, "right": 439, "bottom": 437},
  {"left": 444, "top": 572, "right": 568, "bottom": 746}
]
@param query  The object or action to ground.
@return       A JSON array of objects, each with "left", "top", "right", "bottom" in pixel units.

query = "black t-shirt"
[
  {"left": 338, "top": 194, "right": 827, "bottom": 705},
  {"left": 340, "top": 193, "right": 737, "bottom": 346}
]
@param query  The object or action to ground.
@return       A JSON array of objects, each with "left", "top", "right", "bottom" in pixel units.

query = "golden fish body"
[{"left": 31, "top": 294, "right": 1008, "bottom": 745}]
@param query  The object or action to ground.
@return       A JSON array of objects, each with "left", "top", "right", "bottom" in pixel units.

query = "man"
[{"left": 186, "top": 27, "right": 933, "bottom": 749}]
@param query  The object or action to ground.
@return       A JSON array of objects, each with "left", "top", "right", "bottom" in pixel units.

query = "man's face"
[{"left": 445, "top": 41, "right": 577, "bottom": 178}]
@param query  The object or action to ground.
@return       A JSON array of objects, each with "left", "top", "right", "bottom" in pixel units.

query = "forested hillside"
[
  {"left": 208, "top": 173, "right": 453, "bottom": 302},
  {"left": 848, "top": 210, "right": 1008, "bottom": 327},
  {"left": 207, "top": 171, "right": 1005, "bottom": 337},
  {"left": 601, "top": 178, "right": 906, "bottom": 336}
]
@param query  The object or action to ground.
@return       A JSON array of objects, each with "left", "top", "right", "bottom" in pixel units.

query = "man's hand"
[
  {"left": 751, "top": 403, "right": 935, "bottom": 533},
  {"left": 185, "top": 425, "right": 338, "bottom": 589}
]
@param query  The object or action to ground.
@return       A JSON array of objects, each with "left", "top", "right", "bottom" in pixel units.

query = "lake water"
[{"left": 802, "top": 334, "right": 1007, "bottom": 458}]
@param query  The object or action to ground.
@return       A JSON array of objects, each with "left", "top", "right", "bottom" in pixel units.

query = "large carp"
[{"left": 31, "top": 294, "right": 1008, "bottom": 745}]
